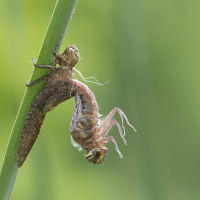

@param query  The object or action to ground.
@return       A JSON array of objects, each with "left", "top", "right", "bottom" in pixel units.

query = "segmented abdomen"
[
  {"left": 17, "top": 81, "right": 75, "bottom": 167},
  {"left": 68, "top": 79, "right": 100, "bottom": 145}
]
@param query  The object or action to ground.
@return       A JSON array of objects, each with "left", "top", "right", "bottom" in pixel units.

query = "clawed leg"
[
  {"left": 96, "top": 119, "right": 127, "bottom": 145},
  {"left": 95, "top": 107, "right": 137, "bottom": 159},
  {"left": 94, "top": 107, "right": 137, "bottom": 156},
  {"left": 52, "top": 35, "right": 63, "bottom": 59},
  {"left": 26, "top": 57, "right": 54, "bottom": 87},
  {"left": 99, "top": 136, "right": 123, "bottom": 158},
  {"left": 26, "top": 75, "right": 49, "bottom": 87},
  {"left": 100, "top": 107, "right": 137, "bottom": 136},
  {"left": 32, "top": 58, "right": 55, "bottom": 71}
]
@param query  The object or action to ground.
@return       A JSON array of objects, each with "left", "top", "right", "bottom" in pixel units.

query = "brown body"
[
  {"left": 17, "top": 79, "right": 75, "bottom": 167},
  {"left": 17, "top": 43, "right": 79, "bottom": 167},
  {"left": 68, "top": 78, "right": 137, "bottom": 164},
  {"left": 69, "top": 80, "right": 99, "bottom": 144},
  {"left": 18, "top": 38, "right": 136, "bottom": 167}
]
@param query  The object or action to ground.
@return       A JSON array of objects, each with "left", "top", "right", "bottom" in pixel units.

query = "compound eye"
[{"left": 85, "top": 148, "right": 101, "bottom": 163}]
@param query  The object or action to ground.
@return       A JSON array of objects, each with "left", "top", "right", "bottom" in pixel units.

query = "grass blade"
[{"left": 0, "top": 0, "right": 78, "bottom": 199}]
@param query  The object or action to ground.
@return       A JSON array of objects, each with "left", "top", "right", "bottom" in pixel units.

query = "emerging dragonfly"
[
  {"left": 69, "top": 79, "right": 137, "bottom": 164},
  {"left": 17, "top": 37, "right": 136, "bottom": 167}
]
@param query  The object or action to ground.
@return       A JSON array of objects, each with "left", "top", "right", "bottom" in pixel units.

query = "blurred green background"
[{"left": 0, "top": 0, "right": 200, "bottom": 199}]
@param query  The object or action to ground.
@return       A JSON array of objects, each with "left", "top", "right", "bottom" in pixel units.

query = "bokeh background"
[{"left": 0, "top": 0, "right": 200, "bottom": 199}]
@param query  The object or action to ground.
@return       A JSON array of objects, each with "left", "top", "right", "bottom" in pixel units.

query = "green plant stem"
[{"left": 0, "top": 0, "right": 78, "bottom": 199}]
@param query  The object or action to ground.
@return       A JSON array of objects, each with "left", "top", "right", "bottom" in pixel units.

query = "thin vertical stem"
[{"left": 0, "top": 0, "right": 78, "bottom": 199}]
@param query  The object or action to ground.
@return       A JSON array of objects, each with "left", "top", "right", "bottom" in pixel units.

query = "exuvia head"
[
  {"left": 55, "top": 45, "right": 80, "bottom": 69},
  {"left": 85, "top": 148, "right": 108, "bottom": 164},
  {"left": 64, "top": 45, "right": 80, "bottom": 67}
]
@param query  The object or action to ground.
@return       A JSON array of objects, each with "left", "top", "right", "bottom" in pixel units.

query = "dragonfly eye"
[
  {"left": 85, "top": 148, "right": 107, "bottom": 164},
  {"left": 85, "top": 148, "right": 101, "bottom": 163}
]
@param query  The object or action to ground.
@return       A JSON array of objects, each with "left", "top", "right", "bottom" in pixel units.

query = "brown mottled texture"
[
  {"left": 17, "top": 82, "right": 75, "bottom": 167},
  {"left": 69, "top": 79, "right": 137, "bottom": 164},
  {"left": 17, "top": 43, "right": 79, "bottom": 167},
  {"left": 18, "top": 41, "right": 136, "bottom": 167}
]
